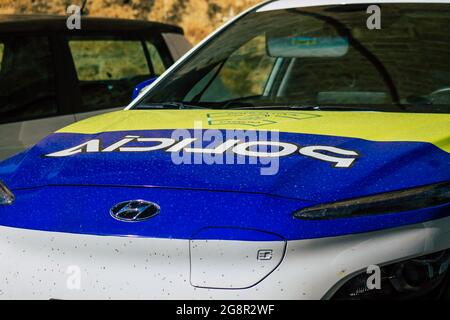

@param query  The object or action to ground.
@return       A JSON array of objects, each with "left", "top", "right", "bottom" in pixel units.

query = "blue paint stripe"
[
  {"left": 0, "top": 130, "right": 449, "bottom": 240},
  {"left": 0, "top": 185, "right": 448, "bottom": 240}
]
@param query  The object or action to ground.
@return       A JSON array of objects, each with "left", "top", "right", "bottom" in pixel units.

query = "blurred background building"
[{"left": 0, "top": 0, "right": 260, "bottom": 44}]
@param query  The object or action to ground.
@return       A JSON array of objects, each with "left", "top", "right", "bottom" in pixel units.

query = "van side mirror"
[{"left": 131, "top": 77, "right": 158, "bottom": 101}]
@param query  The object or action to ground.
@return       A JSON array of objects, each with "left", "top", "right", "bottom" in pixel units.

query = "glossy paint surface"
[
  {"left": 2, "top": 129, "right": 449, "bottom": 203},
  {"left": 0, "top": 185, "right": 449, "bottom": 240},
  {"left": 0, "top": 110, "right": 448, "bottom": 240}
]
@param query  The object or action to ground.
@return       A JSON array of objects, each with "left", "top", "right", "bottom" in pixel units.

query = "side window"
[
  {"left": 186, "top": 35, "right": 276, "bottom": 102},
  {"left": 0, "top": 37, "right": 57, "bottom": 124},
  {"left": 68, "top": 37, "right": 153, "bottom": 112},
  {"left": 146, "top": 41, "right": 166, "bottom": 76}
]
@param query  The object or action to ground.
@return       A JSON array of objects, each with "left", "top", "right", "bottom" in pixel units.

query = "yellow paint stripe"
[{"left": 58, "top": 110, "right": 450, "bottom": 153}]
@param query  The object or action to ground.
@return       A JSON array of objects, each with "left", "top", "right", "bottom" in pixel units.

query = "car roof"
[
  {"left": 258, "top": 0, "right": 450, "bottom": 12},
  {"left": 0, "top": 14, "right": 183, "bottom": 34}
]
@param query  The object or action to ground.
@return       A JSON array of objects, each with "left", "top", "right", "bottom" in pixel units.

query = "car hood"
[{"left": 1, "top": 110, "right": 449, "bottom": 204}]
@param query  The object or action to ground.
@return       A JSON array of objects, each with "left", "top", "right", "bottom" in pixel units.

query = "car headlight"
[
  {"left": 293, "top": 181, "right": 450, "bottom": 220},
  {"left": 0, "top": 180, "right": 14, "bottom": 205},
  {"left": 332, "top": 250, "right": 450, "bottom": 300}
]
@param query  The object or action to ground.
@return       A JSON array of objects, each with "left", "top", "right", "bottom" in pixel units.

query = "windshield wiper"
[
  {"left": 222, "top": 101, "right": 256, "bottom": 109},
  {"left": 135, "top": 102, "right": 210, "bottom": 110},
  {"left": 222, "top": 100, "right": 360, "bottom": 110},
  {"left": 221, "top": 99, "right": 393, "bottom": 111},
  {"left": 226, "top": 104, "right": 387, "bottom": 111}
]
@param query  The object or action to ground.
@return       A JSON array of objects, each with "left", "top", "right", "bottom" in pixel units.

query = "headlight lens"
[
  {"left": 332, "top": 250, "right": 450, "bottom": 300},
  {"left": 0, "top": 180, "right": 14, "bottom": 205},
  {"left": 294, "top": 181, "right": 450, "bottom": 220}
]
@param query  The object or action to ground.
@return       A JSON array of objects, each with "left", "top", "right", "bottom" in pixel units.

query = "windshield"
[{"left": 135, "top": 3, "right": 450, "bottom": 113}]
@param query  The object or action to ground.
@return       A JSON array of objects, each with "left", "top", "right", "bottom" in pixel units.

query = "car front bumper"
[{"left": 0, "top": 215, "right": 449, "bottom": 300}]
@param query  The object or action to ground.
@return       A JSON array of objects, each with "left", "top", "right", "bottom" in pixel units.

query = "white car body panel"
[
  {"left": 1, "top": 216, "right": 449, "bottom": 300},
  {"left": 190, "top": 239, "right": 286, "bottom": 289}
]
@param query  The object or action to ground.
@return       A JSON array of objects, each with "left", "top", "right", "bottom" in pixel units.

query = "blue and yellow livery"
[{"left": 0, "top": 109, "right": 449, "bottom": 240}]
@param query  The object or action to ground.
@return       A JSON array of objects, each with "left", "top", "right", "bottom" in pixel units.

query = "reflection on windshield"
[{"left": 136, "top": 4, "right": 450, "bottom": 113}]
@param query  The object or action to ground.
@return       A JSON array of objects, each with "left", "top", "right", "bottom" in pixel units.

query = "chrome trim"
[{"left": 110, "top": 200, "right": 160, "bottom": 222}]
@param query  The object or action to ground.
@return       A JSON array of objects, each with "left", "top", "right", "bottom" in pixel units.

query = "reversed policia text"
[{"left": 46, "top": 129, "right": 359, "bottom": 176}]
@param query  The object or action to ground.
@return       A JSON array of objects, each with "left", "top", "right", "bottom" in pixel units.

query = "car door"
[
  {"left": 67, "top": 34, "right": 173, "bottom": 121},
  {"left": 0, "top": 35, "right": 75, "bottom": 161}
]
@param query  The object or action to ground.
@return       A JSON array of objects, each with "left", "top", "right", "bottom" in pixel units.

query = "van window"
[
  {"left": 146, "top": 41, "right": 166, "bottom": 76},
  {"left": 68, "top": 37, "right": 157, "bottom": 112},
  {"left": 0, "top": 37, "right": 57, "bottom": 124},
  {"left": 69, "top": 39, "right": 149, "bottom": 81}
]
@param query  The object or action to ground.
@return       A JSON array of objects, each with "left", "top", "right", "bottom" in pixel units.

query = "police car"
[{"left": 0, "top": 0, "right": 449, "bottom": 299}]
